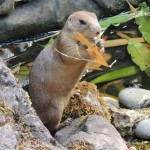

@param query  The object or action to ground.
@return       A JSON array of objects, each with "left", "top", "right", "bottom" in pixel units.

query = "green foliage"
[
  {"left": 91, "top": 2, "right": 150, "bottom": 84},
  {"left": 100, "top": 13, "right": 133, "bottom": 29},
  {"left": 128, "top": 2, "right": 150, "bottom": 77},
  {"left": 39, "top": 38, "right": 55, "bottom": 47},
  {"left": 139, "top": 2, "right": 150, "bottom": 13},
  {"left": 78, "top": 116, "right": 88, "bottom": 127},
  {"left": 18, "top": 66, "right": 30, "bottom": 76},
  {"left": 135, "top": 2, "right": 150, "bottom": 44},
  {"left": 136, "top": 15, "right": 150, "bottom": 44},
  {"left": 90, "top": 66, "right": 140, "bottom": 84},
  {"left": 132, "top": 140, "right": 150, "bottom": 150},
  {"left": 127, "top": 42, "right": 150, "bottom": 77}
]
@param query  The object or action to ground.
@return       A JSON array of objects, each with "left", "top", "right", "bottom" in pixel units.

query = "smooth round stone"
[
  {"left": 135, "top": 119, "right": 150, "bottom": 140},
  {"left": 118, "top": 88, "right": 150, "bottom": 109},
  {"left": 103, "top": 97, "right": 120, "bottom": 109}
]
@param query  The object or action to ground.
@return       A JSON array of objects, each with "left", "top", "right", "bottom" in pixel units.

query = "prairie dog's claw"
[
  {"left": 59, "top": 118, "right": 73, "bottom": 128},
  {"left": 96, "top": 39, "right": 105, "bottom": 53},
  {"left": 71, "top": 89, "right": 81, "bottom": 98}
]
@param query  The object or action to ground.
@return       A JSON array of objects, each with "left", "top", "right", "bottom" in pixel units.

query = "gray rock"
[
  {"left": 135, "top": 119, "right": 150, "bottom": 140},
  {"left": 119, "top": 88, "right": 150, "bottom": 109},
  {"left": 55, "top": 115, "right": 129, "bottom": 150},
  {"left": 0, "top": 124, "right": 17, "bottom": 150},
  {"left": 111, "top": 108, "right": 150, "bottom": 137},
  {"left": 0, "top": 57, "right": 66, "bottom": 149},
  {"left": 94, "top": 0, "right": 143, "bottom": 14},
  {"left": 0, "top": 0, "right": 15, "bottom": 15},
  {"left": 2, "top": 48, "right": 14, "bottom": 59},
  {"left": 0, "top": 0, "right": 100, "bottom": 43}
]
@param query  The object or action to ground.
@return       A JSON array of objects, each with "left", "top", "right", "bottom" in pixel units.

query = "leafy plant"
[
  {"left": 136, "top": 14, "right": 150, "bottom": 44},
  {"left": 127, "top": 2, "right": 150, "bottom": 77},
  {"left": 91, "top": 2, "right": 150, "bottom": 84},
  {"left": 127, "top": 42, "right": 150, "bottom": 77},
  {"left": 100, "top": 13, "right": 133, "bottom": 29}
]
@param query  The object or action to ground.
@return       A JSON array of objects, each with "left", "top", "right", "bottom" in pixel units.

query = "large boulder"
[
  {"left": 55, "top": 115, "right": 129, "bottom": 150},
  {"left": 0, "top": 0, "right": 145, "bottom": 44}
]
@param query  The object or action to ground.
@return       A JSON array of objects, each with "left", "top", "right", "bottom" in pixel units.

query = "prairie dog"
[{"left": 29, "top": 11, "right": 102, "bottom": 134}]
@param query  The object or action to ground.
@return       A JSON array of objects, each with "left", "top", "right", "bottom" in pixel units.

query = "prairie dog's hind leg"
[{"left": 43, "top": 107, "right": 64, "bottom": 135}]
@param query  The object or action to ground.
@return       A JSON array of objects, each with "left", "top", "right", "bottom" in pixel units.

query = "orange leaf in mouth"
[{"left": 74, "top": 32, "right": 109, "bottom": 67}]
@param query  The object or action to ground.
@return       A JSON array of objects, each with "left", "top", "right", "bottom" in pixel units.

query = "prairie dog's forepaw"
[
  {"left": 96, "top": 39, "right": 105, "bottom": 53},
  {"left": 71, "top": 89, "right": 81, "bottom": 98},
  {"left": 60, "top": 118, "right": 73, "bottom": 128}
]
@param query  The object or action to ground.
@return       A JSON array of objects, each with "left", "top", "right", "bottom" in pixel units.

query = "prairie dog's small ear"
[
  {"left": 66, "top": 15, "right": 78, "bottom": 30},
  {"left": 89, "top": 12, "right": 97, "bottom": 19}
]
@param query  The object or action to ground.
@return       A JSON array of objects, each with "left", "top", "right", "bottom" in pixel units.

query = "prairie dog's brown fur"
[{"left": 29, "top": 11, "right": 101, "bottom": 134}]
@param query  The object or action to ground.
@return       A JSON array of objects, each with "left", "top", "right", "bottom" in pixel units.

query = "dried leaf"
[
  {"left": 126, "top": 0, "right": 138, "bottom": 14},
  {"left": 11, "top": 63, "right": 21, "bottom": 74},
  {"left": 86, "top": 53, "right": 111, "bottom": 70},
  {"left": 75, "top": 32, "right": 109, "bottom": 67},
  {"left": 116, "top": 31, "right": 130, "bottom": 39}
]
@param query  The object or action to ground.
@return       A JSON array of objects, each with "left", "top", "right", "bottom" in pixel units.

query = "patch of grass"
[{"left": 131, "top": 140, "right": 150, "bottom": 150}]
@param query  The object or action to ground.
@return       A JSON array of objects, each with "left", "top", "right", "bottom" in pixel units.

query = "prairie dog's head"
[{"left": 63, "top": 11, "right": 101, "bottom": 43}]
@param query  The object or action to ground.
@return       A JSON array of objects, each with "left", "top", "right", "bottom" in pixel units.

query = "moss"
[
  {"left": 78, "top": 115, "right": 88, "bottom": 127},
  {"left": 0, "top": 100, "right": 12, "bottom": 115},
  {"left": 131, "top": 140, "right": 150, "bottom": 150},
  {"left": 67, "top": 140, "right": 94, "bottom": 150},
  {"left": 63, "top": 81, "right": 111, "bottom": 122},
  {"left": 18, "top": 135, "right": 51, "bottom": 150},
  {"left": 18, "top": 121, "right": 51, "bottom": 150}
]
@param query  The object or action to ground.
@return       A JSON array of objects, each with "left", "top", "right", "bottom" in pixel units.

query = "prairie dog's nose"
[{"left": 90, "top": 22, "right": 101, "bottom": 36}]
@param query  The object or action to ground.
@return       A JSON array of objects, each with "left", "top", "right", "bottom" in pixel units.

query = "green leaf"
[
  {"left": 39, "top": 38, "right": 55, "bottom": 47},
  {"left": 139, "top": 2, "right": 150, "bottom": 13},
  {"left": 17, "top": 66, "right": 30, "bottom": 76},
  {"left": 142, "top": 32, "right": 150, "bottom": 44},
  {"left": 135, "top": 15, "right": 150, "bottom": 44},
  {"left": 145, "top": 67, "right": 150, "bottom": 77},
  {"left": 127, "top": 42, "right": 150, "bottom": 77},
  {"left": 139, "top": 25, "right": 150, "bottom": 32},
  {"left": 90, "top": 66, "right": 140, "bottom": 84},
  {"left": 100, "top": 13, "right": 133, "bottom": 28}
]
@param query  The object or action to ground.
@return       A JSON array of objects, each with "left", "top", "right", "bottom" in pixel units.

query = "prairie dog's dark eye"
[{"left": 79, "top": 19, "right": 86, "bottom": 25}]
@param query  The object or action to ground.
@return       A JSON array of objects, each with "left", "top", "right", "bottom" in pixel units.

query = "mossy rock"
[{"left": 63, "top": 81, "right": 111, "bottom": 122}]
